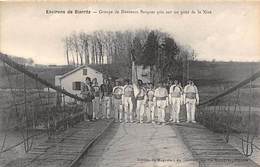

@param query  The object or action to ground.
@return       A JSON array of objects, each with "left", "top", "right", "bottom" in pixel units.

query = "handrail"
[
  {"left": 199, "top": 70, "right": 260, "bottom": 106},
  {"left": 0, "top": 52, "right": 85, "bottom": 102}
]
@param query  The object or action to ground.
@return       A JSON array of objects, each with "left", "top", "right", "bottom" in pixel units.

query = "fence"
[
  {"left": 197, "top": 70, "right": 260, "bottom": 156},
  {"left": 0, "top": 53, "right": 85, "bottom": 154}
]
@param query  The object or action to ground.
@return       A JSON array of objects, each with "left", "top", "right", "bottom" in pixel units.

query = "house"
[
  {"left": 136, "top": 65, "right": 151, "bottom": 83},
  {"left": 55, "top": 64, "right": 152, "bottom": 103},
  {"left": 55, "top": 65, "right": 103, "bottom": 103},
  {"left": 88, "top": 63, "right": 152, "bottom": 83}
]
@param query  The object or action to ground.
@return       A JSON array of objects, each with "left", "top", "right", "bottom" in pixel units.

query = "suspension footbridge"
[{"left": 0, "top": 53, "right": 259, "bottom": 167}]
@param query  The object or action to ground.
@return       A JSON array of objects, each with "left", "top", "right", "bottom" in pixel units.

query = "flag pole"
[
  {"left": 131, "top": 49, "right": 138, "bottom": 85},
  {"left": 131, "top": 49, "right": 139, "bottom": 98}
]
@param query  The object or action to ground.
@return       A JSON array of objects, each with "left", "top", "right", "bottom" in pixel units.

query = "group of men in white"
[
  {"left": 81, "top": 76, "right": 200, "bottom": 125},
  {"left": 113, "top": 79, "right": 199, "bottom": 125}
]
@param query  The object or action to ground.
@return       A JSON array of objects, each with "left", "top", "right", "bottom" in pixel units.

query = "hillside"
[
  {"left": 0, "top": 61, "right": 260, "bottom": 89},
  {"left": 0, "top": 65, "right": 74, "bottom": 89},
  {"left": 190, "top": 61, "right": 260, "bottom": 81},
  {"left": 187, "top": 61, "right": 260, "bottom": 86}
]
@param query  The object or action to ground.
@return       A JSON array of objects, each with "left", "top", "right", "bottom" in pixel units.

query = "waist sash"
[
  {"left": 171, "top": 92, "right": 181, "bottom": 98},
  {"left": 136, "top": 96, "right": 145, "bottom": 100},
  {"left": 156, "top": 97, "right": 167, "bottom": 100},
  {"left": 94, "top": 92, "right": 100, "bottom": 97},
  {"left": 124, "top": 91, "right": 134, "bottom": 97},
  {"left": 104, "top": 92, "right": 111, "bottom": 96},
  {"left": 186, "top": 92, "right": 196, "bottom": 99},
  {"left": 148, "top": 97, "right": 154, "bottom": 101},
  {"left": 114, "top": 94, "right": 122, "bottom": 99}
]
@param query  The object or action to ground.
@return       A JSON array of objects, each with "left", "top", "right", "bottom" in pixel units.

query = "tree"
[
  {"left": 71, "top": 33, "right": 80, "bottom": 66},
  {"left": 142, "top": 31, "right": 158, "bottom": 66},
  {"left": 78, "top": 32, "right": 90, "bottom": 65},
  {"left": 62, "top": 29, "right": 196, "bottom": 82},
  {"left": 132, "top": 37, "right": 143, "bottom": 64},
  {"left": 178, "top": 45, "right": 197, "bottom": 84},
  {"left": 161, "top": 37, "right": 180, "bottom": 78},
  {"left": 139, "top": 31, "right": 181, "bottom": 82},
  {"left": 64, "top": 37, "right": 70, "bottom": 65}
]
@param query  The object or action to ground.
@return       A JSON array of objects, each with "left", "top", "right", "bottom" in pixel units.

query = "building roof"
[
  {"left": 58, "top": 65, "right": 103, "bottom": 80},
  {"left": 88, "top": 64, "right": 124, "bottom": 79},
  {"left": 56, "top": 63, "right": 150, "bottom": 81}
]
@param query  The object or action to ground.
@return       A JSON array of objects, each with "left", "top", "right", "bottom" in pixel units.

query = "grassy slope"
[
  {"left": 0, "top": 61, "right": 260, "bottom": 89},
  {"left": 0, "top": 65, "right": 74, "bottom": 89},
  {"left": 189, "top": 61, "right": 260, "bottom": 85}
]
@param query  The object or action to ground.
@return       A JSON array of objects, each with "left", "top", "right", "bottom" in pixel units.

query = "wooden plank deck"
[
  {"left": 175, "top": 123, "right": 259, "bottom": 167},
  {"left": 5, "top": 119, "right": 114, "bottom": 167}
]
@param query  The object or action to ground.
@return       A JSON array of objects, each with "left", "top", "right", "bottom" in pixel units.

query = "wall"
[
  {"left": 59, "top": 67, "right": 103, "bottom": 103},
  {"left": 55, "top": 75, "right": 61, "bottom": 86}
]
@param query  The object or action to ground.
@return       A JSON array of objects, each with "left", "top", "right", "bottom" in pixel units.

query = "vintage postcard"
[{"left": 0, "top": 1, "right": 260, "bottom": 167}]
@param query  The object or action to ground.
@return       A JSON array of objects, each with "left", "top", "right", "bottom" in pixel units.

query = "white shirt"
[{"left": 184, "top": 84, "right": 199, "bottom": 103}]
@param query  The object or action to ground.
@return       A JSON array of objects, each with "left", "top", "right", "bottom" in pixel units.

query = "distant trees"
[
  {"left": 63, "top": 30, "right": 135, "bottom": 66},
  {"left": 141, "top": 31, "right": 158, "bottom": 66},
  {"left": 63, "top": 29, "right": 196, "bottom": 82},
  {"left": 8, "top": 55, "right": 34, "bottom": 66},
  {"left": 136, "top": 30, "right": 195, "bottom": 82}
]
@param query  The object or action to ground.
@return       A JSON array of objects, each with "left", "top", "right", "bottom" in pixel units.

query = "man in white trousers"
[
  {"left": 92, "top": 78, "right": 101, "bottom": 120},
  {"left": 154, "top": 81, "right": 169, "bottom": 125},
  {"left": 133, "top": 79, "right": 146, "bottom": 123},
  {"left": 81, "top": 77, "right": 94, "bottom": 121},
  {"left": 184, "top": 80, "right": 199, "bottom": 123},
  {"left": 112, "top": 79, "right": 124, "bottom": 122},
  {"left": 145, "top": 83, "right": 155, "bottom": 123},
  {"left": 169, "top": 80, "right": 183, "bottom": 123},
  {"left": 122, "top": 79, "right": 134, "bottom": 123},
  {"left": 100, "top": 78, "right": 113, "bottom": 119}
]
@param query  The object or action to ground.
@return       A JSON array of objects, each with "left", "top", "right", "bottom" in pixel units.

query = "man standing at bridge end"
[
  {"left": 81, "top": 77, "right": 94, "bottom": 121},
  {"left": 184, "top": 80, "right": 199, "bottom": 123},
  {"left": 122, "top": 79, "right": 134, "bottom": 123},
  {"left": 100, "top": 78, "right": 113, "bottom": 119},
  {"left": 169, "top": 80, "right": 183, "bottom": 123},
  {"left": 92, "top": 78, "right": 101, "bottom": 121},
  {"left": 112, "top": 79, "right": 124, "bottom": 122},
  {"left": 134, "top": 79, "right": 146, "bottom": 123},
  {"left": 154, "top": 80, "right": 169, "bottom": 125}
]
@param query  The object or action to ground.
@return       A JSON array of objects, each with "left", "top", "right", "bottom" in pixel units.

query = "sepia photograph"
[{"left": 0, "top": 1, "right": 260, "bottom": 167}]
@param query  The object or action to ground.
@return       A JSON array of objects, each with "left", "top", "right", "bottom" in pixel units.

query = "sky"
[{"left": 0, "top": 1, "right": 260, "bottom": 65}]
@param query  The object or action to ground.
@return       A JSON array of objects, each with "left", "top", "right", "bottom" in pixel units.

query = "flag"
[
  {"left": 132, "top": 61, "right": 138, "bottom": 85},
  {"left": 132, "top": 61, "right": 139, "bottom": 97}
]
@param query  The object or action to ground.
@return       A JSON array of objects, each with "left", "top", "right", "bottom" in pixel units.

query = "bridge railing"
[
  {"left": 0, "top": 53, "right": 86, "bottom": 154},
  {"left": 197, "top": 70, "right": 260, "bottom": 156}
]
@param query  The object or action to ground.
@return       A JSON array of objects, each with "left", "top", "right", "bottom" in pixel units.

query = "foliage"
[
  {"left": 141, "top": 31, "right": 159, "bottom": 66},
  {"left": 63, "top": 29, "right": 196, "bottom": 81}
]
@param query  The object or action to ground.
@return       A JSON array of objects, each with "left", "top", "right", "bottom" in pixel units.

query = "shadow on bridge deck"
[
  {"left": 4, "top": 119, "right": 114, "bottom": 167},
  {"left": 3, "top": 120, "right": 259, "bottom": 167},
  {"left": 175, "top": 122, "right": 259, "bottom": 167}
]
